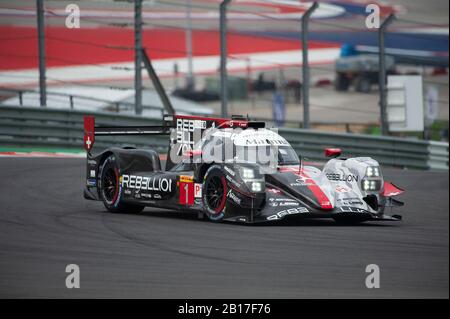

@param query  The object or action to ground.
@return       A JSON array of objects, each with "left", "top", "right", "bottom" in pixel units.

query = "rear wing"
[{"left": 83, "top": 115, "right": 173, "bottom": 152}]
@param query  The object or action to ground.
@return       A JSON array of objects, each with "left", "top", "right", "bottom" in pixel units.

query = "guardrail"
[
  {"left": 0, "top": 105, "right": 168, "bottom": 153},
  {"left": 280, "top": 128, "right": 448, "bottom": 170},
  {"left": 0, "top": 105, "right": 448, "bottom": 170}
]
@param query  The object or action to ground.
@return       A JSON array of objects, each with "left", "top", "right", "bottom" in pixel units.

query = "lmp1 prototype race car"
[{"left": 83, "top": 114, "right": 404, "bottom": 224}]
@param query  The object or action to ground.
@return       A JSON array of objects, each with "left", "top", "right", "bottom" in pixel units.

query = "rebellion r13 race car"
[{"left": 83, "top": 115, "right": 404, "bottom": 224}]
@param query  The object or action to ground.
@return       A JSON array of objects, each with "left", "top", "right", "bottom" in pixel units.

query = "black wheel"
[
  {"left": 335, "top": 73, "right": 351, "bottom": 91},
  {"left": 354, "top": 76, "right": 372, "bottom": 93},
  {"left": 98, "top": 155, "right": 144, "bottom": 214},
  {"left": 202, "top": 165, "right": 228, "bottom": 222}
]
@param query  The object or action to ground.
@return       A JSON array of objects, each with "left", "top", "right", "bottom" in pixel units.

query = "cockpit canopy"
[{"left": 192, "top": 128, "right": 300, "bottom": 167}]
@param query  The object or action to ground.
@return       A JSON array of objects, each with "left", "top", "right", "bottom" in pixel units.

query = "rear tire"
[
  {"left": 98, "top": 154, "right": 144, "bottom": 214},
  {"left": 202, "top": 165, "right": 228, "bottom": 222},
  {"left": 354, "top": 76, "right": 372, "bottom": 93}
]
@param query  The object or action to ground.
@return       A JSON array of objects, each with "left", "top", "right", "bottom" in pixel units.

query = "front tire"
[
  {"left": 98, "top": 154, "right": 144, "bottom": 214},
  {"left": 202, "top": 165, "right": 228, "bottom": 222}
]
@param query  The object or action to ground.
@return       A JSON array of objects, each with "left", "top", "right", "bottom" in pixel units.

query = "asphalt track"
[{"left": 0, "top": 158, "right": 448, "bottom": 298}]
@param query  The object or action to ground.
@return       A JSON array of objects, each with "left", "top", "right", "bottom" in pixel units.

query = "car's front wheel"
[
  {"left": 202, "top": 165, "right": 228, "bottom": 222},
  {"left": 98, "top": 154, "right": 144, "bottom": 214}
]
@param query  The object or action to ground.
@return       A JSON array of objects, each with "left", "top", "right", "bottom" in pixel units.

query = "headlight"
[
  {"left": 239, "top": 167, "right": 264, "bottom": 193},
  {"left": 241, "top": 167, "right": 255, "bottom": 180},
  {"left": 251, "top": 182, "right": 264, "bottom": 193},
  {"left": 362, "top": 179, "right": 382, "bottom": 191},
  {"left": 366, "top": 166, "right": 381, "bottom": 177}
]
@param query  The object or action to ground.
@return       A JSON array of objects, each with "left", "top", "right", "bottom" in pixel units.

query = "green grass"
[{"left": 364, "top": 120, "right": 449, "bottom": 142}]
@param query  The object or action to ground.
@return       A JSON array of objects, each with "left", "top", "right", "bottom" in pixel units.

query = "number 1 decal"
[{"left": 179, "top": 181, "right": 194, "bottom": 206}]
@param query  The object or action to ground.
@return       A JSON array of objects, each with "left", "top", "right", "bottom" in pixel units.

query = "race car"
[{"left": 83, "top": 114, "right": 404, "bottom": 224}]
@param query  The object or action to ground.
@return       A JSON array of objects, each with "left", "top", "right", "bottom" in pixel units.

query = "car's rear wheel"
[
  {"left": 354, "top": 76, "right": 372, "bottom": 93},
  {"left": 99, "top": 154, "right": 144, "bottom": 214},
  {"left": 202, "top": 165, "right": 228, "bottom": 222}
]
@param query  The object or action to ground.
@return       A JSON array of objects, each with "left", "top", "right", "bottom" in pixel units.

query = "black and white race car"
[{"left": 83, "top": 115, "right": 404, "bottom": 224}]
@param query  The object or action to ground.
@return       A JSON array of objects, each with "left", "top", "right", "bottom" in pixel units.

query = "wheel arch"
[{"left": 197, "top": 162, "right": 215, "bottom": 182}]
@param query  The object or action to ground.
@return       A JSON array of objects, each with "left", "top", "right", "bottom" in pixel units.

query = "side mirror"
[{"left": 325, "top": 148, "right": 342, "bottom": 158}]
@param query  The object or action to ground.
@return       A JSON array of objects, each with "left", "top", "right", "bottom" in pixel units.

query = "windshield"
[
  {"left": 232, "top": 145, "right": 300, "bottom": 165},
  {"left": 189, "top": 129, "right": 301, "bottom": 166},
  {"left": 277, "top": 146, "right": 301, "bottom": 165}
]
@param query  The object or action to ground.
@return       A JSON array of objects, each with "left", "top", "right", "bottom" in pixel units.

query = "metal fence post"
[
  {"left": 220, "top": 0, "right": 232, "bottom": 118},
  {"left": 36, "top": 0, "right": 47, "bottom": 107},
  {"left": 134, "top": 0, "right": 143, "bottom": 115},
  {"left": 185, "top": 0, "right": 195, "bottom": 90},
  {"left": 301, "top": 2, "right": 318, "bottom": 129},
  {"left": 379, "top": 14, "right": 396, "bottom": 136},
  {"left": 142, "top": 49, "right": 175, "bottom": 115}
]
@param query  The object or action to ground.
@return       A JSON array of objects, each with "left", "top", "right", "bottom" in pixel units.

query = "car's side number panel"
[{"left": 179, "top": 176, "right": 195, "bottom": 206}]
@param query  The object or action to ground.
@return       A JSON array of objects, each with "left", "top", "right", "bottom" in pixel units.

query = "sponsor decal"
[
  {"left": 89, "top": 170, "right": 96, "bottom": 178},
  {"left": 141, "top": 193, "right": 152, "bottom": 199},
  {"left": 267, "top": 207, "right": 309, "bottom": 220},
  {"left": 339, "top": 206, "right": 367, "bottom": 214},
  {"left": 124, "top": 189, "right": 132, "bottom": 195},
  {"left": 175, "top": 119, "right": 207, "bottom": 155},
  {"left": 86, "top": 179, "right": 96, "bottom": 187},
  {"left": 225, "top": 175, "right": 241, "bottom": 188},
  {"left": 327, "top": 173, "right": 359, "bottom": 183},
  {"left": 337, "top": 198, "right": 364, "bottom": 206},
  {"left": 121, "top": 175, "right": 173, "bottom": 192},
  {"left": 267, "top": 188, "right": 281, "bottom": 194},
  {"left": 335, "top": 186, "right": 351, "bottom": 193},
  {"left": 227, "top": 190, "right": 242, "bottom": 205},
  {"left": 224, "top": 166, "right": 235, "bottom": 177},
  {"left": 290, "top": 177, "right": 315, "bottom": 187},
  {"left": 269, "top": 198, "right": 296, "bottom": 202},
  {"left": 268, "top": 198, "right": 300, "bottom": 207},
  {"left": 194, "top": 183, "right": 202, "bottom": 198},
  {"left": 279, "top": 202, "right": 299, "bottom": 207},
  {"left": 180, "top": 175, "right": 194, "bottom": 183},
  {"left": 244, "top": 138, "right": 289, "bottom": 146}
]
